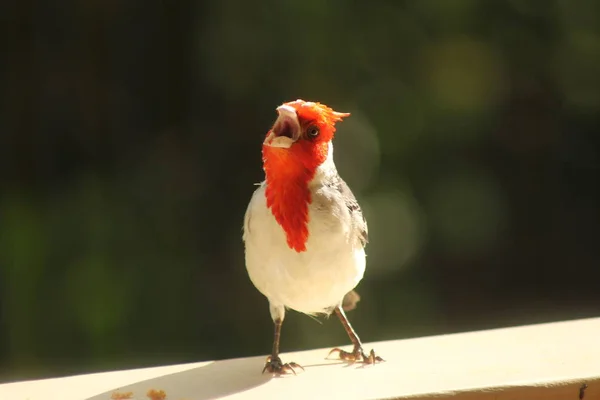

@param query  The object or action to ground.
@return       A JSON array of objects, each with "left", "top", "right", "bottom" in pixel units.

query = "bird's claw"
[
  {"left": 328, "top": 346, "right": 384, "bottom": 364},
  {"left": 262, "top": 355, "right": 304, "bottom": 375},
  {"left": 363, "top": 348, "right": 385, "bottom": 364},
  {"left": 328, "top": 347, "right": 356, "bottom": 362}
]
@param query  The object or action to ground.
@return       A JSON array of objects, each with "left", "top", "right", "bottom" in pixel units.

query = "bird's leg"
[
  {"left": 263, "top": 318, "right": 304, "bottom": 374},
  {"left": 328, "top": 306, "right": 384, "bottom": 364}
]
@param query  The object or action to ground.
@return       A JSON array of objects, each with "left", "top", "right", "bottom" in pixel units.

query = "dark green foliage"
[{"left": 1, "top": 0, "right": 599, "bottom": 381}]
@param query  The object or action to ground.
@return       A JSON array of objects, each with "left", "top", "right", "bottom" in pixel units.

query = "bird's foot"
[
  {"left": 262, "top": 355, "right": 304, "bottom": 375},
  {"left": 328, "top": 346, "right": 384, "bottom": 364}
]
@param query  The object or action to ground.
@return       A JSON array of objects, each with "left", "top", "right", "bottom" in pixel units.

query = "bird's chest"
[
  {"left": 247, "top": 186, "right": 347, "bottom": 260},
  {"left": 244, "top": 187, "right": 365, "bottom": 313}
]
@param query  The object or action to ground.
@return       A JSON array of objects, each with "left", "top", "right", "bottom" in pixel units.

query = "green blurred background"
[{"left": 1, "top": 0, "right": 599, "bottom": 382}]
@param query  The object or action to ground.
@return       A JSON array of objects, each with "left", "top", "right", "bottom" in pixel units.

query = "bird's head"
[
  {"left": 261, "top": 100, "right": 350, "bottom": 253},
  {"left": 262, "top": 99, "right": 350, "bottom": 177}
]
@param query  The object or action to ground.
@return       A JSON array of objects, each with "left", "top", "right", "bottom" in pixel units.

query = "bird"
[{"left": 243, "top": 99, "right": 383, "bottom": 374}]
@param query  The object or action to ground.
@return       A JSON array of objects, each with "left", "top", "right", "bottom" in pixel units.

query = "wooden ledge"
[{"left": 1, "top": 318, "right": 599, "bottom": 400}]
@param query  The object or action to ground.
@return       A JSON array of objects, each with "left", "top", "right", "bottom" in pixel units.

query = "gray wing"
[{"left": 332, "top": 178, "right": 368, "bottom": 247}]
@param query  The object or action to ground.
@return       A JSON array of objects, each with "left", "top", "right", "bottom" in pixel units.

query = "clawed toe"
[
  {"left": 328, "top": 347, "right": 359, "bottom": 362},
  {"left": 262, "top": 356, "right": 304, "bottom": 375},
  {"left": 327, "top": 346, "right": 384, "bottom": 364},
  {"left": 363, "top": 348, "right": 384, "bottom": 364}
]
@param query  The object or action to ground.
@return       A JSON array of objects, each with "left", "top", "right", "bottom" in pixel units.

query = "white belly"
[{"left": 243, "top": 184, "right": 366, "bottom": 315}]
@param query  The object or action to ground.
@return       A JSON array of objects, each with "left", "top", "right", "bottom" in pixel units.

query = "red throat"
[{"left": 263, "top": 141, "right": 328, "bottom": 252}]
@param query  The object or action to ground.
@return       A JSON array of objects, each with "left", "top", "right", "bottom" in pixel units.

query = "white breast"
[{"left": 243, "top": 181, "right": 366, "bottom": 316}]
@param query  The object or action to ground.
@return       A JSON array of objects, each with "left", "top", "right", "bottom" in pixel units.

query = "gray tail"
[{"left": 342, "top": 290, "right": 361, "bottom": 312}]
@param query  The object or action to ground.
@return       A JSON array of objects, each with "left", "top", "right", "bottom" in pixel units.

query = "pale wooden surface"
[{"left": 1, "top": 317, "right": 599, "bottom": 400}]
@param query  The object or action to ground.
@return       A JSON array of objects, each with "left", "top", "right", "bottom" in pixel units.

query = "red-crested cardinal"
[{"left": 243, "top": 100, "right": 383, "bottom": 374}]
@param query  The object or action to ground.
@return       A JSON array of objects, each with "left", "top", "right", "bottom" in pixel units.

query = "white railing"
[{"left": 1, "top": 318, "right": 599, "bottom": 400}]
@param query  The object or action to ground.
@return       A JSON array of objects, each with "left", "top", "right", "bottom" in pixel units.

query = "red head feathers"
[{"left": 262, "top": 100, "right": 350, "bottom": 252}]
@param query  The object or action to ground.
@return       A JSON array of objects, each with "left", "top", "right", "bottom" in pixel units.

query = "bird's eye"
[{"left": 306, "top": 125, "right": 319, "bottom": 138}]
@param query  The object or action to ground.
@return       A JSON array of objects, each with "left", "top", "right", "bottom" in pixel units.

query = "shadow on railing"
[{"left": 87, "top": 355, "right": 272, "bottom": 400}]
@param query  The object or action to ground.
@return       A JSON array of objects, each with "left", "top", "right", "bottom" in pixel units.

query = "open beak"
[{"left": 264, "top": 105, "right": 300, "bottom": 148}]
